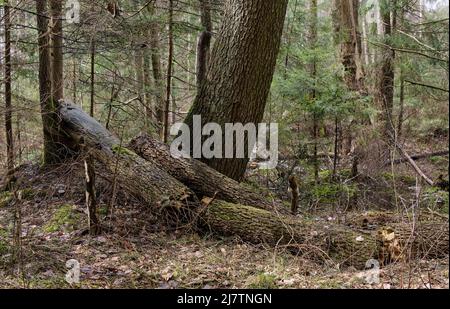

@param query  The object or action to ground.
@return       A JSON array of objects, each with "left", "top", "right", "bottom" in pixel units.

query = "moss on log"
[{"left": 204, "top": 200, "right": 448, "bottom": 267}]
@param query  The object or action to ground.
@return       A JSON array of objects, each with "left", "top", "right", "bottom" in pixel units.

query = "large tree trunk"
[
  {"left": 332, "top": 0, "right": 368, "bottom": 179},
  {"left": 57, "top": 103, "right": 449, "bottom": 269},
  {"left": 333, "top": 0, "right": 365, "bottom": 92},
  {"left": 184, "top": 0, "right": 288, "bottom": 181}
]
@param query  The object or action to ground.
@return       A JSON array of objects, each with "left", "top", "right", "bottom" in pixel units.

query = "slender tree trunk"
[
  {"left": 378, "top": 0, "right": 396, "bottom": 149},
  {"left": 164, "top": 0, "right": 174, "bottom": 143},
  {"left": 16, "top": 114, "right": 22, "bottom": 165},
  {"left": 134, "top": 49, "right": 144, "bottom": 101},
  {"left": 50, "top": 0, "right": 64, "bottom": 101},
  {"left": 397, "top": 70, "right": 405, "bottom": 140},
  {"left": 196, "top": 0, "right": 212, "bottom": 90},
  {"left": 4, "top": 2, "right": 14, "bottom": 177},
  {"left": 143, "top": 50, "right": 153, "bottom": 126},
  {"left": 148, "top": 1, "right": 165, "bottom": 138},
  {"left": 396, "top": 5, "right": 405, "bottom": 141},
  {"left": 333, "top": 117, "right": 340, "bottom": 178},
  {"left": 134, "top": 48, "right": 146, "bottom": 129},
  {"left": 361, "top": 15, "right": 370, "bottom": 66},
  {"left": 333, "top": 0, "right": 365, "bottom": 92},
  {"left": 72, "top": 58, "right": 77, "bottom": 103},
  {"left": 171, "top": 93, "right": 177, "bottom": 124},
  {"left": 37, "top": 0, "right": 71, "bottom": 165},
  {"left": 310, "top": 0, "right": 319, "bottom": 183},
  {"left": 84, "top": 155, "right": 100, "bottom": 235},
  {"left": 284, "top": 0, "right": 299, "bottom": 79},
  {"left": 184, "top": 0, "right": 288, "bottom": 181},
  {"left": 90, "top": 38, "right": 95, "bottom": 117}
]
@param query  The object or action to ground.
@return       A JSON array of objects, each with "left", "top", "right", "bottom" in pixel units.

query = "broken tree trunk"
[
  {"left": 57, "top": 102, "right": 448, "bottom": 269},
  {"left": 58, "top": 102, "right": 199, "bottom": 221},
  {"left": 129, "top": 134, "right": 281, "bottom": 212}
]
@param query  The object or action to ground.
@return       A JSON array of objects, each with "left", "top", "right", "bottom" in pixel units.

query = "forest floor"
[{"left": 0, "top": 138, "right": 448, "bottom": 289}]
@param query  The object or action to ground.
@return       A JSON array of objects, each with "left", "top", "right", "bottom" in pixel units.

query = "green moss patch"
[
  {"left": 112, "top": 145, "right": 137, "bottom": 157},
  {"left": 0, "top": 227, "right": 10, "bottom": 255},
  {"left": 43, "top": 204, "right": 80, "bottom": 233},
  {"left": 0, "top": 192, "right": 13, "bottom": 208}
]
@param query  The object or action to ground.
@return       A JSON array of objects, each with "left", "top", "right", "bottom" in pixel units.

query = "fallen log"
[
  {"left": 58, "top": 102, "right": 199, "bottom": 220},
  {"left": 386, "top": 150, "right": 449, "bottom": 166},
  {"left": 129, "top": 134, "right": 281, "bottom": 212},
  {"left": 203, "top": 200, "right": 448, "bottom": 266},
  {"left": 57, "top": 102, "right": 448, "bottom": 269}
]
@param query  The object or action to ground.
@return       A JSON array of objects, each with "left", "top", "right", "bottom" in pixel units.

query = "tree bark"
[
  {"left": 129, "top": 134, "right": 281, "bottom": 212},
  {"left": 184, "top": 0, "right": 288, "bottom": 181}
]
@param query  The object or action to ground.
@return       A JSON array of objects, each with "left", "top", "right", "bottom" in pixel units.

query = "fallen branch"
[
  {"left": 405, "top": 80, "right": 449, "bottom": 93},
  {"left": 393, "top": 143, "right": 435, "bottom": 186},
  {"left": 386, "top": 150, "right": 449, "bottom": 166}
]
